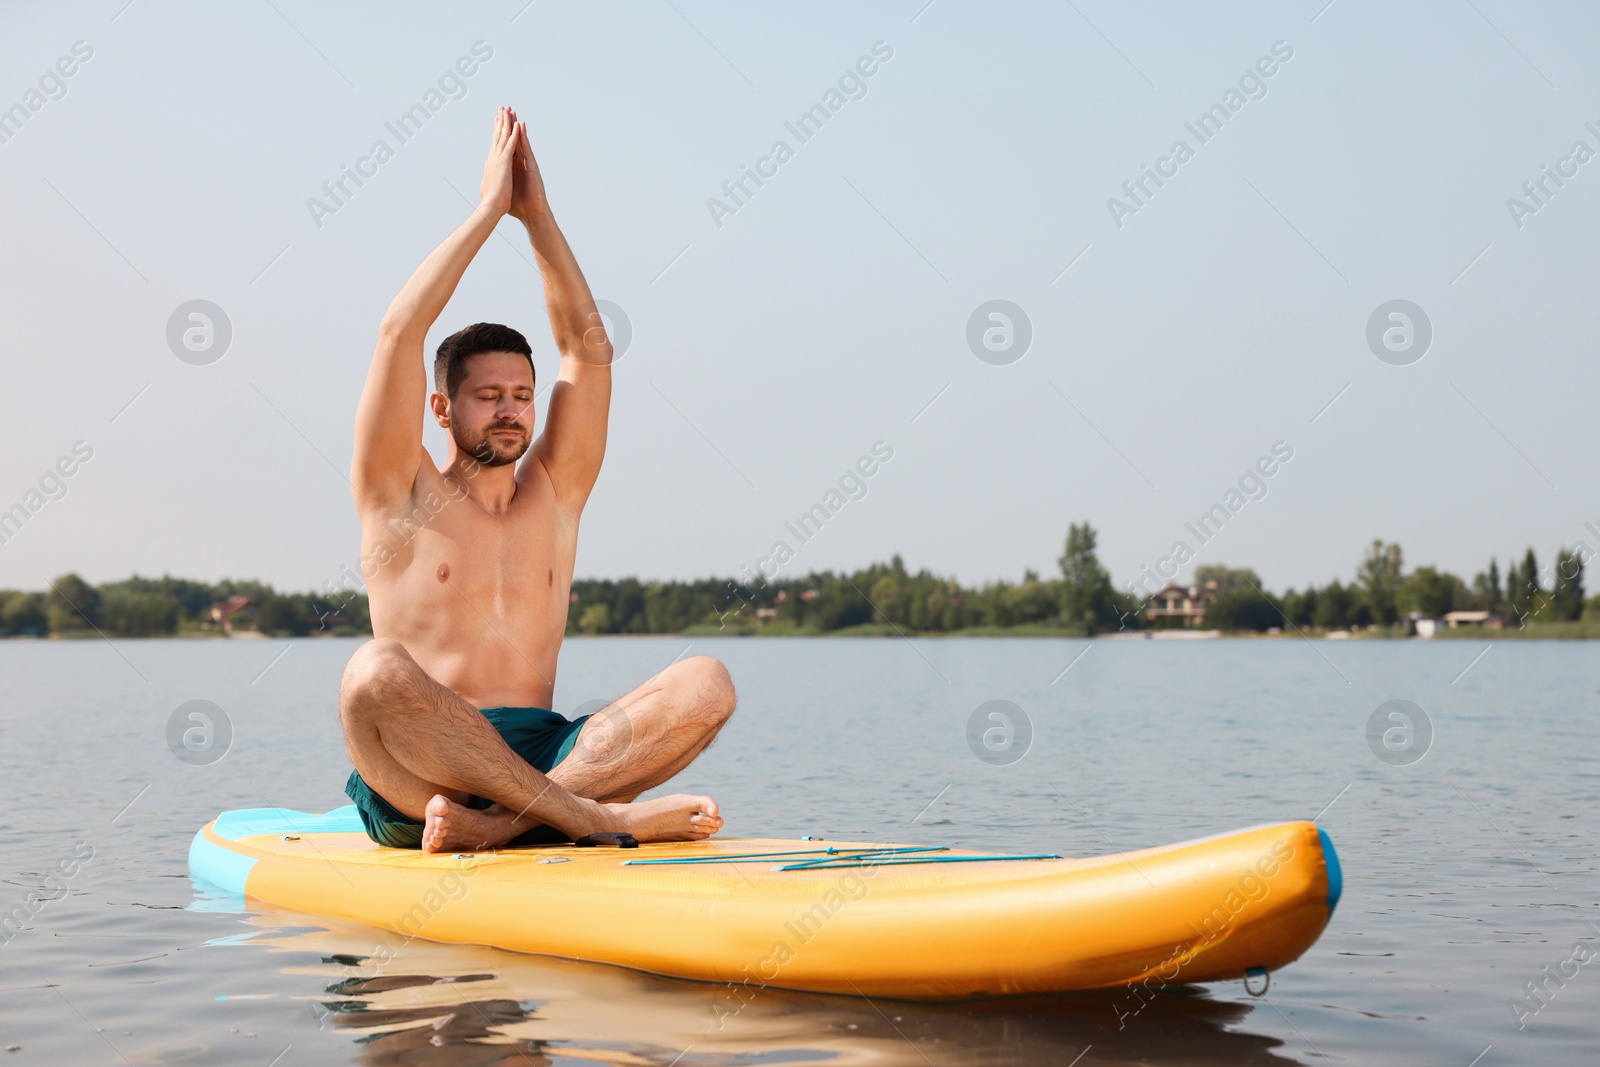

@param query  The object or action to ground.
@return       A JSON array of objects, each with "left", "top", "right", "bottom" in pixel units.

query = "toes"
[{"left": 688, "top": 813, "right": 722, "bottom": 837}]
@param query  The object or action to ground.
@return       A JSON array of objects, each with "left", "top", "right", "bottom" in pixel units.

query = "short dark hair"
[{"left": 434, "top": 323, "right": 534, "bottom": 398}]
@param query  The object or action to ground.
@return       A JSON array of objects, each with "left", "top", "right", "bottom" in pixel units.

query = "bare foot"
[
  {"left": 423, "top": 793, "right": 722, "bottom": 852},
  {"left": 601, "top": 793, "right": 723, "bottom": 843},
  {"left": 420, "top": 795, "right": 527, "bottom": 853}
]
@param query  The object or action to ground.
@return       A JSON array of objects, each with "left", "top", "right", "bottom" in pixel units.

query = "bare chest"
[{"left": 363, "top": 474, "right": 576, "bottom": 639}]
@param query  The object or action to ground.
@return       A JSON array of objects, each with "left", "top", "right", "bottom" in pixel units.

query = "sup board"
[{"left": 190, "top": 806, "right": 1340, "bottom": 999}]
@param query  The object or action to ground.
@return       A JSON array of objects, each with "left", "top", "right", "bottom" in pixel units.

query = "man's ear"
[{"left": 429, "top": 391, "right": 451, "bottom": 428}]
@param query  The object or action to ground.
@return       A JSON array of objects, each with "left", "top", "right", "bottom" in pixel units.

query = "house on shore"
[
  {"left": 208, "top": 595, "right": 258, "bottom": 635},
  {"left": 1143, "top": 581, "right": 1219, "bottom": 628},
  {"left": 1442, "top": 610, "right": 1505, "bottom": 630}
]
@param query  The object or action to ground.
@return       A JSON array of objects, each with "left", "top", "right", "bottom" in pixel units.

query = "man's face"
[{"left": 442, "top": 351, "right": 535, "bottom": 467}]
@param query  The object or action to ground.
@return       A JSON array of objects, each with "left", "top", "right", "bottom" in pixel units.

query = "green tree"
[
  {"left": 1551, "top": 548, "right": 1586, "bottom": 621},
  {"left": 577, "top": 602, "right": 611, "bottom": 634},
  {"left": 101, "top": 573, "right": 218, "bottom": 623},
  {"left": 214, "top": 577, "right": 276, "bottom": 603},
  {"left": 1203, "top": 587, "right": 1283, "bottom": 631},
  {"left": 1508, "top": 547, "right": 1540, "bottom": 621},
  {"left": 1472, "top": 558, "right": 1503, "bottom": 614},
  {"left": 1192, "top": 564, "right": 1263, "bottom": 596},
  {"left": 1312, "top": 579, "right": 1367, "bottom": 629},
  {"left": 914, "top": 580, "right": 961, "bottom": 632},
  {"left": 801, "top": 570, "right": 871, "bottom": 631},
  {"left": 1355, "top": 540, "right": 1404, "bottom": 626},
  {"left": 100, "top": 590, "right": 180, "bottom": 636},
  {"left": 46, "top": 573, "right": 101, "bottom": 632},
  {"left": 1281, "top": 585, "right": 1317, "bottom": 627},
  {"left": 971, "top": 580, "right": 1013, "bottom": 628},
  {"left": 1057, "top": 522, "right": 1117, "bottom": 633},
  {"left": 256, "top": 595, "right": 311, "bottom": 636},
  {"left": 1, "top": 592, "right": 48, "bottom": 635},
  {"left": 643, "top": 582, "right": 696, "bottom": 633},
  {"left": 1002, "top": 569, "right": 1057, "bottom": 625},
  {"left": 1397, "top": 566, "right": 1458, "bottom": 618},
  {"left": 869, "top": 556, "right": 912, "bottom": 626}
]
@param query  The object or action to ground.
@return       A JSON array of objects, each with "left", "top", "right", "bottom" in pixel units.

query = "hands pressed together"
[{"left": 479, "top": 105, "right": 549, "bottom": 224}]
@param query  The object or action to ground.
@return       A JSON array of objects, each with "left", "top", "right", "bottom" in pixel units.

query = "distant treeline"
[
  {"left": 1187, "top": 541, "right": 1590, "bottom": 631},
  {"left": 0, "top": 573, "right": 369, "bottom": 638},
  {"left": 567, "top": 532, "right": 1596, "bottom": 635},
  {"left": 569, "top": 525, "right": 1140, "bottom": 635},
  {"left": 3, "top": 525, "right": 1596, "bottom": 639}
]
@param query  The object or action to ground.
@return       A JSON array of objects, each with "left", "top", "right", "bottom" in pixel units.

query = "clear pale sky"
[{"left": 2, "top": 0, "right": 1597, "bottom": 598}]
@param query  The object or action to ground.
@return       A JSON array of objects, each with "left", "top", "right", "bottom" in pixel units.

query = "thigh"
[
  {"left": 565, "top": 676, "right": 683, "bottom": 770},
  {"left": 339, "top": 640, "right": 472, "bottom": 820},
  {"left": 560, "top": 655, "right": 732, "bottom": 779}
]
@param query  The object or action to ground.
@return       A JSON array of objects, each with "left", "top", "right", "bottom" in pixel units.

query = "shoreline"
[{"left": 6, "top": 625, "right": 1598, "bottom": 642}]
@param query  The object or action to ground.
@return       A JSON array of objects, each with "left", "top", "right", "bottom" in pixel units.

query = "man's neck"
[{"left": 443, "top": 449, "right": 520, "bottom": 514}]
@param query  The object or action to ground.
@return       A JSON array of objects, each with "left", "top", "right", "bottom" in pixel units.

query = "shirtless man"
[{"left": 338, "top": 107, "right": 733, "bottom": 853}]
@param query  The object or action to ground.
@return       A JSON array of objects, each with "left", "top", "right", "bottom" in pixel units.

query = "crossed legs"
[{"left": 337, "top": 639, "right": 735, "bottom": 851}]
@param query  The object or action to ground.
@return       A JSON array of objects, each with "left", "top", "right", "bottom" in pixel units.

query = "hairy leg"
[
  {"left": 552, "top": 655, "right": 737, "bottom": 803},
  {"left": 338, "top": 639, "right": 721, "bottom": 850}
]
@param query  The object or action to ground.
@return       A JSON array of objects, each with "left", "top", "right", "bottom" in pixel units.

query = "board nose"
[{"left": 1315, "top": 826, "right": 1342, "bottom": 913}]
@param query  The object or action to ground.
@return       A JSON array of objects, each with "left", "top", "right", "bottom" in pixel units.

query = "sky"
[{"left": 2, "top": 0, "right": 1598, "bottom": 599}]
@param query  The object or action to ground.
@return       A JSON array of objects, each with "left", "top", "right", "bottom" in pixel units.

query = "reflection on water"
[{"left": 234, "top": 900, "right": 1304, "bottom": 1067}]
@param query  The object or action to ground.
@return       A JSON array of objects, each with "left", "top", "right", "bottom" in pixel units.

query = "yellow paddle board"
[{"left": 189, "top": 806, "right": 1339, "bottom": 999}]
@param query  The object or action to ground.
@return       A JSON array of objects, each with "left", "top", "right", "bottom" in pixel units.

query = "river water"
[{"left": 1, "top": 635, "right": 1595, "bottom": 1064}]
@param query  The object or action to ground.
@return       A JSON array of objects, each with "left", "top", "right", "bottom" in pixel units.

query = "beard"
[{"left": 455, "top": 420, "right": 530, "bottom": 467}]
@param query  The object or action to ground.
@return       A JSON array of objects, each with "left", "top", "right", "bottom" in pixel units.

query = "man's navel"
[{"left": 548, "top": 568, "right": 553, "bottom": 587}]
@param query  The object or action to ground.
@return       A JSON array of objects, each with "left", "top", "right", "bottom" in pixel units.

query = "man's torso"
[{"left": 360, "top": 458, "right": 575, "bottom": 708}]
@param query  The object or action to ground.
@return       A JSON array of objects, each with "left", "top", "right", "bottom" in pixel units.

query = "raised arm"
[
  {"left": 508, "top": 115, "right": 613, "bottom": 510},
  {"left": 351, "top": 108, "right": 520, "bottom": 510}
]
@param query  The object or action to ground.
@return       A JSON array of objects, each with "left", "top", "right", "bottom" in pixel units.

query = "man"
[{"left": 338, "top": 107, "right": 733, "bottom": 853}]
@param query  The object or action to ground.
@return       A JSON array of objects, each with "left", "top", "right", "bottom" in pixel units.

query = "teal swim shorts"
[{"left": 344, "top": 705, "right": 591, "bottom": 849}]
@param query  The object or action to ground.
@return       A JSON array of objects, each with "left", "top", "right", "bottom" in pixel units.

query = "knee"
[
  {"left": 675, "top": 655, "right": 736, "bottom": 727},
  {"left": 339, "top": 638, "right": 414, "bottom": 715}
]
